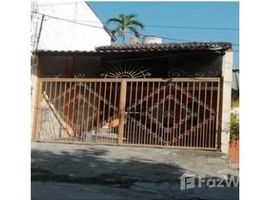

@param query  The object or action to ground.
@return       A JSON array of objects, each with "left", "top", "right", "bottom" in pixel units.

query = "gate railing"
[
  {"left": 32, "top": 78, "right": 221, "bottom": 150},
  {"left": 32, "top": 79, "right": 121, "bottom": 144}
]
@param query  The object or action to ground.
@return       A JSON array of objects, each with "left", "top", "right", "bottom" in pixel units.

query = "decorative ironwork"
[
  {"left": 195, "top": 72, "right": 206, "bottom": 77},
  {"left": 74, "top": 74, "right": 86, "bottom": 78},
  {"left": 34, "top": 78, "right": 221, "bottom": 149},
  {"left": 168, "top": 70, "right": 181, "bottom": 78},
  {"left": 101, "top": 64, "right": 151, "bottom": 78},
  {"left": 123, "top": 80, "right": 220, "bottom": 148},
  {"left": 42, "top": 73, "right": 88, "bottom": 78},
  {"left": 168, "top": 68, "right": 220, "bottom": 78},
  {"left": 37, "top": 81, "right": 121, "bottom": 143},
  {"left": 195, "top": 70, "right": 219, "bottom": 77}
]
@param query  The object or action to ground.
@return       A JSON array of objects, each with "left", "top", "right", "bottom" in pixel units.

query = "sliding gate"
[
  {"left": 123, "top": 79, "right": 221, "bottom": 149},
  {"left": 33, "top": 78, "right": 221, "bottom": 150}
]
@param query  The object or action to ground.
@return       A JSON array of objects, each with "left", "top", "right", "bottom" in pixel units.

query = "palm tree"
[{"left": 106, "top": 14, "right": 144, "bottom": 43}]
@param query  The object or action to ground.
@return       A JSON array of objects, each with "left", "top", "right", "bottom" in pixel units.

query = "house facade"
[{"left": 31, "top": 42, "right": 233, "bottom": 153}]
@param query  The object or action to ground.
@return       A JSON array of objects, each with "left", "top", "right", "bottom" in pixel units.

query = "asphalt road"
[{"left": 31, "top": 142, "right": 239, "bottom": 200}]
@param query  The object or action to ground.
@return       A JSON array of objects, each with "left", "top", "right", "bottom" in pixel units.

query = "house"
[{"left": 31, "top": 40, "right": 233, "bottom": 153}]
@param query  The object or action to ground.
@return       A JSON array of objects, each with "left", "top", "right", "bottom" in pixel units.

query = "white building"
[{"left": 31, "top": 1, "right": 113, "bottom": 51}]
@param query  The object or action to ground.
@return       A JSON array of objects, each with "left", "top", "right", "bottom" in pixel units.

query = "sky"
[{"left": 89, "top": 2, "right": 239, "bottom": 69}]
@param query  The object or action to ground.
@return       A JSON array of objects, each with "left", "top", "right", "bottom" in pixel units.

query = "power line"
[
  {"left": 145, "top": 24, "right": 238, "bottom": 31},
  {"left": 36, "top": 4, "right": 239, "bottom": 31},
  {"left": 32, "top": 11, "right": 104, "bottom": 29},
  {"left": 73, "top": 19, "right": 239, "bottom": 31},
  {"left": 78, "top": 19, "right": 239, "bottom": 31},
  {"left": 32, "top": 11, "right": 239, "bottom": 47},
  {"left": 38, "top": 1, "right": 83, "bottom": 6},
  {"left": 36, "top": 1, "right": 239, "bottom": 31}
]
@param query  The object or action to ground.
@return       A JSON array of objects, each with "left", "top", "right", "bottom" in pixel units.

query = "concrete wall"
[
  {"left": 31, "top": 0, "right": 111, "bottom": 51},
  {"left": 31, "top": 55, "right": 39, "bottom": 138},
  {"left": 220, "top": 50, "right": 233, "bottom": 153}
]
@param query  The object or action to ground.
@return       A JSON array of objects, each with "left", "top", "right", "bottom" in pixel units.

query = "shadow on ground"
[
  {"left": 32, "top": 146, "right": 186, "bottom": 186},
  {"left": 31, "top": 142, "right": 239, "bottom": 200}
]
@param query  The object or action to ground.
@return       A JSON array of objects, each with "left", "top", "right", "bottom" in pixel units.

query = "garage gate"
[{"left": 32, "top": 78, "right": 222, "bottom": 150}]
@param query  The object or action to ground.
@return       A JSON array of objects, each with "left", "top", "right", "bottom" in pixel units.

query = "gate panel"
[
  {"left": 123, "top": 79, "right": 221, "bottom": 149},
  {"left": 35, "top": 79, "right": 121, "bottom": 144},
  {"left": 33, "top": 78, "right": 221, "bottom": 149}
]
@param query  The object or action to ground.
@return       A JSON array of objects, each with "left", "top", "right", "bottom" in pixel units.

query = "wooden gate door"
[{"left": 123, "top": 78, "right": 221, "bottom": 150}]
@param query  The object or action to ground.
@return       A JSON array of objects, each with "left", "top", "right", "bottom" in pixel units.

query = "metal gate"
[
  {"left": 123, "top": 79, "right": 221, "bottom": 149},
  {"left": 32, "top": 78, "right": 221, "bottom": 150},
  {"left": 33, "top": 79, "right": 121, "bottom": 144}
]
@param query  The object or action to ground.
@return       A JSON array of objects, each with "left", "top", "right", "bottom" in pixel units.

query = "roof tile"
[{"left": 96, "top": 42, "right": 232, "bottom": 53}]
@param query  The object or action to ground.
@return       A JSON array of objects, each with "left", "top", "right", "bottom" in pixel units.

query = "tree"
[{"left": 106, "top": 14, "right": 144, "bottom": 43}]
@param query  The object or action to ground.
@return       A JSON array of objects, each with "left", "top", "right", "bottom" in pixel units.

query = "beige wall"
[
  {"left": 220, "top": 50, "right": 233, "bottom": 153},
  {"left": 31, "top": 55, "right": 39, "bottom": 138}
]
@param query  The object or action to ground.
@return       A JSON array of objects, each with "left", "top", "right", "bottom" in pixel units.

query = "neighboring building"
[
  {"left": 31, "top": 1, "right": 113, "bottom": 51},
  {"left": 31, "top": 0, "right": 114, "bottom": 133}
]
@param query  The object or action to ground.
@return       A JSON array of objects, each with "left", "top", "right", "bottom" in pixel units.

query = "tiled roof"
[
  {"left": 96, "top": 42, "right": 232, "bottom": 53},
  {"left": 32, "top": 50, "right": 98, "bottom": 55},
  {"left": 33, "top": 42, "right": 232, "bottom": 55}
]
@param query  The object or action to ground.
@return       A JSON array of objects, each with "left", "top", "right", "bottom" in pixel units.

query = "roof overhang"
[
  {"left": 32, "top": 42, "right": 232, "bottom": 56},
  {"left": 95, "top": 42, "right": 232, "bottom": 54}
]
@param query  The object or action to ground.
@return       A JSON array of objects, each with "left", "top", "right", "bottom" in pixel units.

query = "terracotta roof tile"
[
  {"left": 32, "top": 50, "right": 97, "bottom": 55},
  {"left": 33, "top": 42, "right": 232, "bottom": 55},
  {"left": 96, "top": 42, "right": 232, "bottom": 53}
]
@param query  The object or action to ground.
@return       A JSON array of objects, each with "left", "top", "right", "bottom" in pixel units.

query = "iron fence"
[{"left": 32, "top": 78, "right": 221, "bottom": 149}]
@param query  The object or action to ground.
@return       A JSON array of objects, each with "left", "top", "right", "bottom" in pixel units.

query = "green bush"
[
  {"left": 231, "top": 99, "right": 239, "bottom": 108},
  {"left": 230, "top": 113, "right": 239, "bottom": 139}
]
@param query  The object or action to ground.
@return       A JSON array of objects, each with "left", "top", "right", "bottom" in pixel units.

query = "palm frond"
[
  {"left": 129, "top": 19, "right": 144, "bottom": 29},
  {"left": 106, "top": 17, "right": 122, "bottom": 25},
  {"left": 106, "top": 14, "right": 144, "bottom": 42},
  {"left": 128, "top": 14, "right": 137, "bottom": 19},
  {"left": 128, "top": 26, "right": 140, "bottom": 38}
]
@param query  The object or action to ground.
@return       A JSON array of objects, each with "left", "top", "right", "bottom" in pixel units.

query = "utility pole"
[{"left": 35, "top": 14, "right": 45, "bottom": 51}]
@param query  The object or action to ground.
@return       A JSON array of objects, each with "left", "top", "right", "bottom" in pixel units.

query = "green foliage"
[
  {"left": 230, "top": 113, "right": 239, "bottom": 138},
  {"left": 106, "top": 14, "right": 144, "bottom": 43},
  {"left": 231, "top": 99, "right": 239, "bottom": 108}
]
